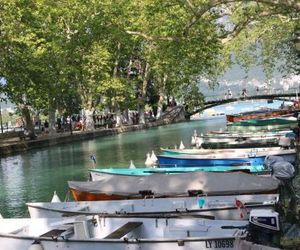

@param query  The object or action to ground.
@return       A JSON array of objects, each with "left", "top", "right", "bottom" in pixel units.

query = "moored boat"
[
  {"left": 89, "top": 165, "right": 268, "bottom": 179},
  {"left": 160, "top": 146, "right": 290, "bottom": 156},
  {"left": 0, "top": 215, "right": 248, "bottom": 250},
  {"left": 27, "top": 193, "right": 279, "bottom": 220},
  {"left": 68, "top": 171, "right": 280, "bottom": 201},
  {"left": 226, "top": 117, "right": 297, "bottom": 133},
  {"left": 157, "top": 149, "right": 296, "bottom": 167},
  {"left": 0, "top": 210, "right": 280, "bottom": 250},
  {"left": 226, "top": 108, "right": 297, "bottom": 122}
]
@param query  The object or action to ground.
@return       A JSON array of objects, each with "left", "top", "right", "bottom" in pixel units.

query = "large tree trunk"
[
  {"left": 115, "top": 108, "right": 122, "bottom": 127},
  {"left": 21, "top": 105, "right": 36, "bottom": 139},
  {"left": 83, "top": 108, "right": 95, "bottom": 131},
  {"left": 138, "top": 62, "right": 151, "bottom": 124},
  {"left": 81, "top": 88, "right": 95, "bottom": 131},
  {"left": 112, "top": 43, "right": 122, "bottom": 127},
  {"left": 48, "top": 97, "right": 56, "bottom": 135},
  {"left": 156, "top": 74, "right": 168, "bottom": 119}
]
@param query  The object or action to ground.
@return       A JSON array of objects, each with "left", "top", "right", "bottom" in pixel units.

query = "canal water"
[
  {"left": 0, "top": 118, "right": 227, "bottom": 218},
  {"left": 0, "top": 99, "right": 288, "bottom": 218}
]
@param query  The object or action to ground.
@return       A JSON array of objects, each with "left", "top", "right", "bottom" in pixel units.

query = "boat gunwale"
[
  {"left": 0, "top": 232, "right": 247, "bottom": 243},
  {"left": 26, "top": 202, "right": 276, "bottom": 217}
]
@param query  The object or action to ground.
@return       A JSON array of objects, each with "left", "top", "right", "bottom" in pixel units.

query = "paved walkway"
[{"left": 0, "top": 119, "right": 180, "bottom": 157}]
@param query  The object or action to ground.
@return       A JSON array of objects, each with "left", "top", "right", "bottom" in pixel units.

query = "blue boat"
[
  {"left": 89, "top": 165, "right": 268, "bottom": 179},
  {"left": 157, "top": 151, "right": 296, "bottom": 167}
]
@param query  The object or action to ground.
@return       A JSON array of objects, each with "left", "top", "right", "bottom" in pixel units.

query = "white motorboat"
[
  {"left": 27, "top": 194, "right": 279, "bottom": 220},
  {"left": 0, "top": 210, "right": 280, "bottom": 250}
]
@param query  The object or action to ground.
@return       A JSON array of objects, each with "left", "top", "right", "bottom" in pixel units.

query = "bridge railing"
[{"left": 204, "top": 87, "right": 299, "bottom": 102}]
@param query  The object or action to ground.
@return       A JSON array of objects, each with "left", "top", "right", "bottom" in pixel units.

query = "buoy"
[
  {"left": 195, "top": 137, "right": 203, "bottom": 148},
  {"left": 129, "top": 160, "right": 136, "bottom": 169},
  {"left": 193, "top": 130, "right": 198, "bottom": 137},
  {"left": 200, "top": 133, "right": 203, "bottom": 137},
  {"left": 51, "top": 191, "right": 61, "bottom": 203},
  {"left": 145, "top": 153, "right": 153, "bottom": 168},
  {"left": 28, "top": 240, "right": 44, "bottom": 250},
  {"left": 90, "top": 154, "right": 97, "bottom": 168},
  {"left": 179, "top": 141, "right": 185, "bottom": 150},
  {"left": 150, "top": 150, "right": 158, "bottom": 163},
  {"left": 191, "top": 136, "right": 196, "bottom": 146}
]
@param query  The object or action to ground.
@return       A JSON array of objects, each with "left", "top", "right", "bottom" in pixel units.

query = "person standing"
[{"left": 228, "top": 89, "right": 232, "bottom": 98}]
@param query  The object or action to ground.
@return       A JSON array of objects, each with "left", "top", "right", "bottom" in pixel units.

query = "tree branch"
[{"left": 179, "top": 0, "right": 299, "bottom": 35}]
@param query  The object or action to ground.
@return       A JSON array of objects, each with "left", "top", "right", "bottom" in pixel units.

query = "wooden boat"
[
  {"left": 227, "top": 117, "right": 298, "bottom": 133},
  {"left": 89, "top": 165, "right": 269, "bottom": 179},
  {"left": 0, "top": 215, "right": 249, "bottom": 250},
  {"left": 27, "top": 193, "right": 279, "bottom": 220},
  {"left": 68, "top": 171, "right": 280, "bottom": 201},
  {"left": 0, "top": 210, "right": 280, "bottom": 250},
  {"left": 226, "top": 108, "right": 297, "bottom": 122},
  {"left": 157, "top": 149, "right": 296, "bottom": 167}
]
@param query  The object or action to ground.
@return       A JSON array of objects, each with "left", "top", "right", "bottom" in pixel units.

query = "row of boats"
[{"left": 0, "top": 107, "right": 298, "bottom": 249}]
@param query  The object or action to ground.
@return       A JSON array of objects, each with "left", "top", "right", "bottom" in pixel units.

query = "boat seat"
[
  {"left": 104, "top": 222, "right": 143, "bottom": 239},
  {"left": 40, "top": 229, "right": 67, "bottom": 238},
  {"left": 73, "top": 215, "right": 91, "bottom": 239}
]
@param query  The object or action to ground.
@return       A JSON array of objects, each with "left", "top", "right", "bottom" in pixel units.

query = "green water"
[{"left": 0, "top": 118, "right": 226, "bottom": 218}]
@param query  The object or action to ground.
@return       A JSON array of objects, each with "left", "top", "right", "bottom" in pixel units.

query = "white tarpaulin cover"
[{"left": 68, "top": 171, "right": 280, "bottom": 197}]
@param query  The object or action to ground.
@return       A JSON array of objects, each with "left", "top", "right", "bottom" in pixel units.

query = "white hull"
[
  {"left": 0, "top": 216, "right": 247, "bottom": 250},
  {"left": 27, "top": 194, "right": 279, "bottom": 220},
  {"left": 0, "top": 236, "right": 243, "bottom": 250},
  {"left": 161, "top": 147, "right": 292, "bottom": 155},
  {"left": 201, "top": 136, "right": 278, "bottom": 144}
]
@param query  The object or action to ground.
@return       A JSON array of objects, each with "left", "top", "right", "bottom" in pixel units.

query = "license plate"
[{"left": 205, "top": 239, "right": 234, "bottom": 248}]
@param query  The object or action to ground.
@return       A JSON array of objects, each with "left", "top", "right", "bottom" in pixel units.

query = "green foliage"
[
  {"left": 0, "top": 0, "right": 298, "bottom": 121},
  {"left": 179, "top": 82, "right": 204, "bottom": 114}
]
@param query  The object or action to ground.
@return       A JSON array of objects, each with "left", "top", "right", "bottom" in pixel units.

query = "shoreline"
[{"left": 0, "top": 119, "right": 182, "bottom": 157}]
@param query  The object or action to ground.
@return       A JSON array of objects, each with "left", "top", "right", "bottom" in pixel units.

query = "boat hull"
[
  {"left": 27, "top": 194, "right": 279, "bottom": 220},
  {"left": 157, "top": 155, "right": 265, "bottom": 167},
  {"left": 157, "top": 151, "right": 296, "bottom": 167},
  {"left": 70, "top": 188, "right": 127, "bottom": 201},
  {"left": 68, "top": 172, "right": 280, "bottom": 201},
  {"left": 89, "top": 165, "right": 268, "bottom": 178},
  {"left": 0, "top": 216, "right": 248, "bottom": 250},
  {"left": 226, "top": 123, "right": 297, "bottom": 133},
  {"left": 226, "top": 109, "right": 297, "bottom": 122},
  {"left": 0, "top": 237, "right": 246, "bottom": 250}
]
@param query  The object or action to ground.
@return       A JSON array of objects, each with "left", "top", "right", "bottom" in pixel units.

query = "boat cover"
[
  {"left": 264, "top": 155, "right": 285, "bottom": 167},
  {"left": 264, "top": 155, "right": 295, "bottom": 180},
  {"left": 68, "top": 172, "right": 280, "bottom": 197}
]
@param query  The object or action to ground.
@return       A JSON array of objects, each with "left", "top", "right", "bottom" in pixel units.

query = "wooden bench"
[{"left": 104, "top": 222, "right": 143, "bottom": 239}]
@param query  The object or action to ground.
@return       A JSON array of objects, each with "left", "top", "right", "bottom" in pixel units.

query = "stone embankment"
[{"left": 0, "top": 106, "right": 186, "bottom": 157}]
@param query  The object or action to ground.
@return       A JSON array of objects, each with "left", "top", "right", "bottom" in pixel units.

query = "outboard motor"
[{"left": 248, "top": 209, "right": 280, "bottom": 247}]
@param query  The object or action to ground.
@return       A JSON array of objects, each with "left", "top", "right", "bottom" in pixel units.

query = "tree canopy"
[{"left": 0, "top": 0, "right": 298, "bottom": 130}]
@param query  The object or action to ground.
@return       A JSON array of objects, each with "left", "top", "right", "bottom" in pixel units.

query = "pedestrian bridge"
[{"left": 187, "top": 87, "right": 299, "bottom": 117}]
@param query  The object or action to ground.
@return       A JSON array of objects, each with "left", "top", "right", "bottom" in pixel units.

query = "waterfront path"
[
  {"left": 0, "top": 119, "right": 179, "bottom": 157},
  {"left": 0, "top": 106, "right": 187, "bottom": 157}
]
